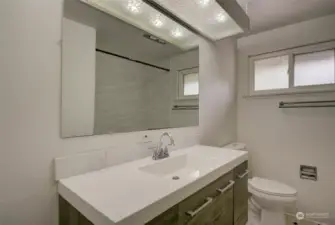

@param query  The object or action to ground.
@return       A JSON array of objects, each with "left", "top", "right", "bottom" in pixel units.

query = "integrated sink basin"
[{"left": 139, "top": 154, "right": 205, "bottom": 178}]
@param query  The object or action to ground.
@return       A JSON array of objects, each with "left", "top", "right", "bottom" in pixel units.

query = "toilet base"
[
  {"left": 247, "top": 198, "right": 261, "bottom": 225},
  {"left": 247, "top": 197, "right": 287, "bottom": 225},
  {"left": 260, "top": 209, "right": 286, "bottom": 225}
]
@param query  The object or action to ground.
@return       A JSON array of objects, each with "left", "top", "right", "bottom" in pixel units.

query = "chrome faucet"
[{"left": 153, "top": 132, "right": 175, "bottom": 160}]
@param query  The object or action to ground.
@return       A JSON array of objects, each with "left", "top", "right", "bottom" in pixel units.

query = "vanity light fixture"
[
  {"left": 81, "top": 0, "right": 200, "bottom": 50},
  {"left": 171, "top": 27, "right": 184, "bottom": 38},
  {"left": 143, "top": 0, "right": 250, "bottom": 41},
  {"left": 126, "top": 0, "right": 143, "bottom": 14},
  {"left": 215, "top": 11, "right": 227, "bottom": 23},
  {"left": 195, "top": 0, "right": 212, "bottom": 8},
  {"left": 150, "top": 13, "right": 165, "bottom": 28}
]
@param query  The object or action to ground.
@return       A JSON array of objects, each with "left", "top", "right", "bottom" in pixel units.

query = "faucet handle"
[
  {"left": 168, "top": 139, "right": 175, "bottom": 146},
  {"left": 152, "top": 150, "right": 158, "bottom": 160},
  {"left": 163, "top": 146, "right": 169, "bottom": 157}
]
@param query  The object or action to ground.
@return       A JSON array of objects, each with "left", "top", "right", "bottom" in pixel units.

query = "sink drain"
[{"left": 172, "top": 176, "right": 180, "bottom": 180}]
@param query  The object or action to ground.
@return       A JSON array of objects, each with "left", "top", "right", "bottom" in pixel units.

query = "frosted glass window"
[
  {"left": 294, "top": 50, "right": 335, "bottom": 86},
  {"left": 184, "top": 73, "right": 199, "bottom": 96},
  {"left": 254, "top": 55, "right": 289, "bottom": 91}
]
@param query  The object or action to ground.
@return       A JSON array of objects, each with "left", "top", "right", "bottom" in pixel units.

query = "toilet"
[
  {"left": 224, "top": 143, "right": 297, "bottom": 225},
  {"left": 248, "top": 177, "right": 297, "bottom": 225}
]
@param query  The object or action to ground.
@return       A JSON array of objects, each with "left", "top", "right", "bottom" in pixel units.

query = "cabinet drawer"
[
  {"left": 179, "top": 171, "right": 234, "bottom": 225},
  {"left": 234, "top": 161, "right": 249, "bottom": 223}
]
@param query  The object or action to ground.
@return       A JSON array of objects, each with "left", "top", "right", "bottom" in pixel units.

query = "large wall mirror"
[{"left": 61, "top": 0, "right": 200, "bottom": 138}]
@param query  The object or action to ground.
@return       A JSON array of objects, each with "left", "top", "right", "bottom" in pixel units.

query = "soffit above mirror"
[{"left": 81, "top": 0, "right": 250, "bottom": 50}]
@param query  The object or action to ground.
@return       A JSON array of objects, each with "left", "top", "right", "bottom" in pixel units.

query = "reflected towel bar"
[
  {"left": 279, "top": 100, "right": 335, "bottom": 108},
  {"left": 172, "top": 105, "right": 199, "bottom": 110}
]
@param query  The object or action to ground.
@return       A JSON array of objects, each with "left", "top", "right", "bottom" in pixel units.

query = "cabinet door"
[
  {"left": 180, "top": 197, "right": 215, "bottom": 225},
  {"left": 179, "top": 172, "right": 234, "bottom": 225},
  {"left": 181, "top": 180, "right": 234, "bottom": 225},
  {"left": 145, "top": 205, "right": 179, "bottom": 225},
  {"left": 211, "top": 183, "right": 234, "bottom": 225},
  {"left": 59, "top": 196, "right": 94, "bottom": 225},
  {"left": 183, "top": 181, "right": 234, "bottom": 225},
  {"left": 234, "top": 161, "right": 249, "bottom": 224},
  {"left": 234, "top": 212, "right": 247, "bottom": 225}
]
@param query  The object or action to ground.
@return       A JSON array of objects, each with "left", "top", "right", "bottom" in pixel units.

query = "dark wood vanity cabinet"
[
  {"left": 59, "top": 196, "right": 93, "bottom": 225},
  {"left": 59, "top": 161, "right": 248, "bottom": 225},
  {"left": 233, "top": 161, "right": 249, "bottom": 225},
  {"left": 146, "top": 161, "right": 248, "bottom": 225}
]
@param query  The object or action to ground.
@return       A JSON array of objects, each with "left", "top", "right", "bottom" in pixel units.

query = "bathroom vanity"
[{"left": 58, "top": 145, "right": 248, "bottom": 225}]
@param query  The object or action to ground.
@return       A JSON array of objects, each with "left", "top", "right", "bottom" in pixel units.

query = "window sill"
[
  {"left": 243, "top": 86, "right": 335, "bottom": 98},
  {"left": 176, "top": 96, "right": 199, "bottom": 101}
]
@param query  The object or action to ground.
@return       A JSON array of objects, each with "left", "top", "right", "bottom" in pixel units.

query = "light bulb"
[
  {"left": 196, "top": 0, "right": 211, "bottom": 8},
  {"left": 151, "top": 13, "right": 165, "bottom": 28},
  {"left": 126, "top": 0, "right": 142, "bottom": 14},
  {"left": 171, "top": 27, "right": 184, "bottom": 39},
  {"left": 215, "top": 12, "right": 227, "bottom": 23}
]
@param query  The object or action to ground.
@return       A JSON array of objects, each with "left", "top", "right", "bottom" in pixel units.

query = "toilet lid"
[{"left": 249, "top": 177, "right": 297, "bottom": 197}]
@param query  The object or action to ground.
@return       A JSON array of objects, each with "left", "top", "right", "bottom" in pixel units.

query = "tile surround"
[{"left": 54, "top": 150, "right": 107, "bottom": 181}]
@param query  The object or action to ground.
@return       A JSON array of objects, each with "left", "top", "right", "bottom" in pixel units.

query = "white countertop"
[{"left": 58, "top": 145, "right": 248, "bottom": 225}]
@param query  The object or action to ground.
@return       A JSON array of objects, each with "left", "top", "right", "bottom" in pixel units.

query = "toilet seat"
[{"left": 248, "top": 177, "right": 297, "bottom": 197}]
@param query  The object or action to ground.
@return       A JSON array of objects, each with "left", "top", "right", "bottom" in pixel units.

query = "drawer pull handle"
[
  {"left": 216, "top": 180, "right": 235, "bottom": 194},
  {"left": 186, "top": 197, "right": 213, "bottom": 217},
  {"left": 237, "top": 170, "right": 249, "bottom": 179}
]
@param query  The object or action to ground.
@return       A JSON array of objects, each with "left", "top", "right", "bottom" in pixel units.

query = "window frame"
[
  {"left": 177, "top": 67, "right": 199, "bottom": 100},
  {"left": 249, "top": 40, "right": 335, "bottom": 96}
]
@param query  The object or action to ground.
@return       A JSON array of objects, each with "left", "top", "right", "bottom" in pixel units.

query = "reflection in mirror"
[{"left": 61, "top": 0, "right": 199, "bottom": 138}]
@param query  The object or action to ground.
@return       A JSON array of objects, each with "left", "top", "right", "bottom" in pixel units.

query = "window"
[
  {"left": 294, "top": 50, "right": 335, "bottom": 87},
  {"left": 254, "top": 55, "right": 289, "bottom": 91},
  {"left": 250, "top": 41, "right": 335, "bottom": 95},
  {"left": 183, "top": 72, "right": 199, "bottom": 96},
  {"left": 178, "top": 67, "right": 199, "bottom": 99}
]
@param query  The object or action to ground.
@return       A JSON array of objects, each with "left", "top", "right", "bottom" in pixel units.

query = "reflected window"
[{"left": 178, "top": 67, "right": 199, "bottom": 99}]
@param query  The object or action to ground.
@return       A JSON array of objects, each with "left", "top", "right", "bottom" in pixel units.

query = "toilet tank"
[
  {"left": 224, "top": 143, "right": 251, "bottom": 177},
  {"left": 223, "top": 143, "right": 247, "bottom": 151}
]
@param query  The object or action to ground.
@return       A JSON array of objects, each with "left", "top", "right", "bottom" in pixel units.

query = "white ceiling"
[{"left": 237, "top": 0, "right": 335, "bottom": 32}]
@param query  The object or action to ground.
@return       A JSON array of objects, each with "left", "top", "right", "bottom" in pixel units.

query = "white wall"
[
  {"left": 61, "top": 18, "right": 96, "bottom": 137},
  {"left": 0, "top": 1, "right": 201, "bottom": 225},
  {"left": 199, "top": 38, "right": 237, "bottom": 146},
  {"left": 237, "top": 14, "right": 335, "bottom": 216}
]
